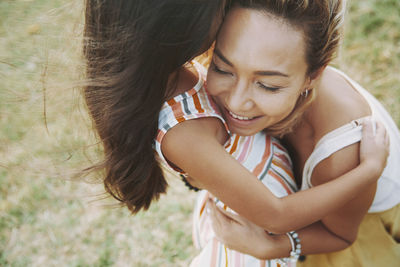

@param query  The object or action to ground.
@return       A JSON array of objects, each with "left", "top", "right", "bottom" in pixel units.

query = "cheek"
[
  {"left": 206, "top": 73, "right": 232, "bottom": 96},
  {"left": 206, "top": 73, "right": 218, "bottom": 95},
  {"left": 258, "top": 92, "right": 299, "bottom": 117}
]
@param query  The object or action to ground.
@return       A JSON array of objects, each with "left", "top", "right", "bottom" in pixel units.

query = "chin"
[{"left": 228, "top": 126, "right": 260, "bottom": 136}]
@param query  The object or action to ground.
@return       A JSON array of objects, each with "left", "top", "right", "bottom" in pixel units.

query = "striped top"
[
  {"left": 154, "top": 62, "right": 228, "bottom": 174},
  {"left": 154, "top": 62, "right": 295, "bottom": 188},
  {"left": 154, "top": 62, "right": 297, "bottom": 195},
  {"left": 154, "top": 63, "right": 298, "bottom": 266}
]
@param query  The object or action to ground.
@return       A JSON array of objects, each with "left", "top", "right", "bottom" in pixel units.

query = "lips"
[
  {"left": 224, "top": 108, "right": 261, "bottom": 128},
  {"left": 229, "top": 110, "right": 254, "bottom": 120}
]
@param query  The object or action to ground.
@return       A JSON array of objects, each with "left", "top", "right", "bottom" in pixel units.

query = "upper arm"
[
  {"left": 161, "top": 118, "right": 283, "bottom": 230},
  {"left": 311, "top": 142, "right": 377, "bottom": 243},
  {"left": 309, "top": 68, "right": 377, "bottom": 242}
]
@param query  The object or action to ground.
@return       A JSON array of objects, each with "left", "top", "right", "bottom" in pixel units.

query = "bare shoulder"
[
  {"left": 309, "top": 67, "right": 371, "bottom": 185},
  {"left": 161, "top": 117, "right": 228, "bottom": 165},
  {"left": 311, "top": 67, "right": 371, "bottom": 139}
]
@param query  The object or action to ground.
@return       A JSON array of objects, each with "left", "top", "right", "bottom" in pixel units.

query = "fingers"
[
  {"left": 360, "top": 117, "right": 390, "bottom": 164},
  {"left": 377, "top": 120, "right": 390, "bottom": 146},
  {"left": 207, "top": 199, "right": 229, "bottom": 228},
  {"left": 207, "top": 199, "right": 233, "bottom": 242},
  {"left": 361, "top": 117, "right": 375, "bottom": 138},
  {"left": 216, "top": 206, "right": 243, "bottom": 223},
  {"left": 208, "top": 198, "right": 248, "bottom": 225},
  {"left": 369, "top": 119, "right": 389, "bottom": 148},
  {"left": 208, "top": 199, "right": 247, "bottom": 238},
  {"left": 375, "top": 120, "right": 385, "bottom": 138},
  {"left": 361, "top": 117, "right": 388, "bottom": 139}
]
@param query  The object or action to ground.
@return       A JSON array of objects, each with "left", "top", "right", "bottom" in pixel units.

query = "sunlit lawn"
[{"left": 0, "top": 0, "right": 399, "bottom": 266}]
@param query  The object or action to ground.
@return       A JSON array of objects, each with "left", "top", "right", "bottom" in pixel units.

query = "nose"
[{"left": 225, "top": 80, "right": 253, "bottom": 112}]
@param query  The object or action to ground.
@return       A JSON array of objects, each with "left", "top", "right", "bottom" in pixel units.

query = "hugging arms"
[{"left": 82, "top": 0, "right": 397, "bottom": 265}]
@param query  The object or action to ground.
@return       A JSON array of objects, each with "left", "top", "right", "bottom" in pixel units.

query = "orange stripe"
[
  {"left": 274, "top": 152, "right": 292, "bottom": 170},
  {"left": 272, "top": 158, "right": 295, "bottom": 182},
  {"left": 272, "top": 140, "right": 286, "bottom": 152},
  {"left": 166, "top": 98, "right": 176, "bottom": 106},
  {"left": 192, "top": 93, "right": 205, "bottom": 114},
  {"left": 199, "top": 198, "right": 207, "bottom": 217},
  {"left": 187, "top": 87, "right": 197, "bottom": 95},
  {"left": 156, "top": 129, "right": 165, "bottom": 143},
  {"left": 167, "top": 98, "right": 185, "bottom": 123},
  {"left": 198, "top": 191, "right": 211, "bottom": 217},
  {"left": 198, "top": 87, "right": 212, "bottom": 112},
  {"left": 228, "top": 135, "right": 240, "bottom": 155},
  {"left": 269, "top": 170, "right": 292, "bottom": 194},
  {"left": 253, "top": 135, "right": 271, "bottom": 177}
]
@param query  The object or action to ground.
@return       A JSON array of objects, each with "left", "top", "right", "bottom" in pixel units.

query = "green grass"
[
  {"left": 0, "top": 0, "right": 399, "bottom": 266},
  {"left": 338, "top": 0, "right": 400, "bottom": 124},
  {"left": 0, "top": 0, "right": 197, "bottom": 266}
]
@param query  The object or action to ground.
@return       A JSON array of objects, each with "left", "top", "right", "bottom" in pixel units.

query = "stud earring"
[{"left": 301, "top": 89, "right": 312, "bottom": 98}]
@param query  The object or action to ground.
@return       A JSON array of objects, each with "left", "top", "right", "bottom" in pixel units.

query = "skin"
[
  {"left": 207, "top": 11, "right": 312, "bottom": 136},
  {"left": 206, "top": 7, "right": 389, "bottom": 258},
  {"left": 208, "top": 118, "right": 385, "bottom": 259},
  {"left": 162, "top": 111, "right": 386, "bottom": 233},
  {"left": 159, "top": 5, "right": 389, "bottom": 259}
]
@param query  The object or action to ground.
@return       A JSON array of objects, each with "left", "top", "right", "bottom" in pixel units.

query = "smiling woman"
[
  {"left": 207, "top": 11, "right": 308, "bottom": 137},
  {"left": 205, "top": 1, "right": 400, "bottom": 266},
  {"left": 207, "top": 9, "right": 317, "bottom": 137},
  {"left": 81, "top": 0, "right": 392, "bottom": 266}
]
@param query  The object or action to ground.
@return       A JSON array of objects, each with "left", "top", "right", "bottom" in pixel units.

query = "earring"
[{"left": 301, "top": 89, "right": 311, "bottom": 98}]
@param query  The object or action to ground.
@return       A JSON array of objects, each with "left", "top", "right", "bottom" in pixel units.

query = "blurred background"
[{"left": 0, "top": 0, "right": 399, "bottom": 266}]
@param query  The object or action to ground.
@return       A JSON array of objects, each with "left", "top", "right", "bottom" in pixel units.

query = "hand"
[
  {"left": 208, "top": 199, "right": 284, "bottom": 260},
  {"left": 359, "top": 117, "right": 390, "bottom": 177}
]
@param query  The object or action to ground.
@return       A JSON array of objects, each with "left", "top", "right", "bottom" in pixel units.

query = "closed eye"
[
  {"left": 210, "top": 62, "right": 233, "bottom": 76},
  {"left": 256, "top": 81, "right": 281, "bottom": 92}
]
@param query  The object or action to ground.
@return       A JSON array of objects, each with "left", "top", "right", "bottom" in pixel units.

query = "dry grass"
[
  {"left": 0, "top": 0, "right": 197, "bottom": 266},
  {"left": 0, "top": 0, "right": 399, "bottom": 266}
]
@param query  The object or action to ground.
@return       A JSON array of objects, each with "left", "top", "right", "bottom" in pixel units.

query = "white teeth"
[{"left": 229, "top": 111, "right": 254, "bottom": 120}]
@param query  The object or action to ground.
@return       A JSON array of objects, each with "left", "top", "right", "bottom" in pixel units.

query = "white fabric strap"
[{"left": 301, "top": 120, "right": 364, "bottom": 189}]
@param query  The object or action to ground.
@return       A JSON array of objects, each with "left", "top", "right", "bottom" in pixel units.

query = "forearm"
[
  {"left": 269, "top": 118, "right": 388, "bottom": 233},
  {"left": 164, "top": 120, "right": 382, "bottom": 233},
  {"left": 259, "top": 222, "right": 351, "bottom": 260},
  {"left": 270, "top": 164, "right": 378, "bottom": 233}
]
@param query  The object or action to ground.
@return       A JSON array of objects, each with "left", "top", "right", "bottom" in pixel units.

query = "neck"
[{"left": 284, "top": 97, "right": 316, "bottom": 142}]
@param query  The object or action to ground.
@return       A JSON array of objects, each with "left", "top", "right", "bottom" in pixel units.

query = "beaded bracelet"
[
  {"left": 288, "top": 231, "right": 302, "bottom": 262},
  {"left": 277, "top": 231, "right": 302, "bottom": 267}
]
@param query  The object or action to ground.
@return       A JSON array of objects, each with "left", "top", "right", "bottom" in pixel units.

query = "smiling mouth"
[{"left": 228, "top": 110, "right": 255, "bottom": 121}]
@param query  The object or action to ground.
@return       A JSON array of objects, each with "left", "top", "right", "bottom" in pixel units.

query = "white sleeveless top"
[{"left": 300, "top": 67, "right": 400, "bottom": 213}]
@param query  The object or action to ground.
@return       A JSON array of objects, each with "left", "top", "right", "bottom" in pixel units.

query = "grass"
[
  {"left": 338, "top": 0, "right": 400, "bottom": 124},
  {"left": 0, "top": 0, "right": 399, "bottom": 266}
]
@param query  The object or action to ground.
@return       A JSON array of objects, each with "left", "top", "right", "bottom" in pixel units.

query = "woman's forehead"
[{"left": 215, "top": 7, "right": 307, "bottom": 75}]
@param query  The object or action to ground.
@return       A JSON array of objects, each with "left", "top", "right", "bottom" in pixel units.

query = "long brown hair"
[{"left": 83, "top": 0, "right": 224, "bottom": 213}]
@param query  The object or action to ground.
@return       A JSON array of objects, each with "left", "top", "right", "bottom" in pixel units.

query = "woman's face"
[{"left": 207, "top": 7, "right": 311, "bottom": 136}]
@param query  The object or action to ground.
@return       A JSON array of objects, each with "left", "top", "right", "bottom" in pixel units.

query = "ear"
[{"left": 304, "top": 65, "right": 327, "bottom": 91}]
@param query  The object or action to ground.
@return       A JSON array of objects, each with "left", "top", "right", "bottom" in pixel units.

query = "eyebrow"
[{"left": 214, "top": 48, "right": 289, "bottom": 78}]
